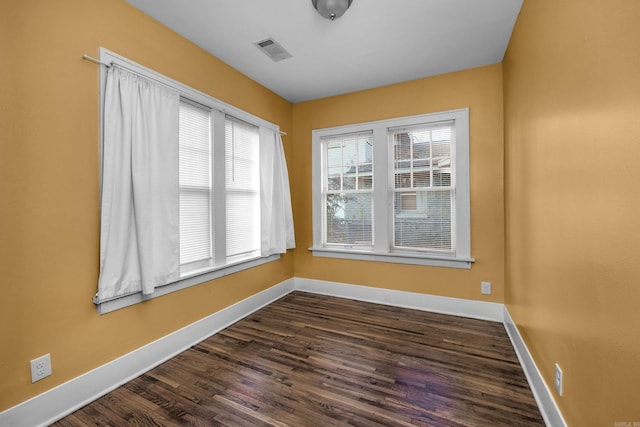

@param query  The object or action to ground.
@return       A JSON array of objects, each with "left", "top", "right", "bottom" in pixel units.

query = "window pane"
[
  {"left": 400, "top": 192, "right": 417, "bottom": 211},
  {"left": 432, "top": 141, "right": 450, "bottom": 158},
  {"left": 394, "top": 190, "right": 452, "bottom": 251},
  {"left": 225, "top": 118, "right": 260, "bottom": 259},
  {"left": 433, "top": 170, "right": 451, "bottom": 187},
  {"left": 326, "top": 140, "right": 342, "bottom": 168},
  {"left": 343, "top": 175, "right": 356, "bottom": 190},
  {"left": 326, "top": 193, "right": 372, "bottom": 246},
  {"left": 395, "top": 159, "right": 412, "bottom": 188},
  {"left": 327, "top": 167, "right": 342, "bottom": 190},
  {"left": 358, "top": 138, "right": 372, "bottom": 163},
  {"left": 394, "top": 133, "right": 411, "bottom": 160},
  {"left": 179, "top": 100, "right": 212, "bottom": 266},
  {"left": 413, "top": 142, "right": 429, "bottom": 159},
  {"left": 414, "top": 170, "right": 431, "bottom": 187},
  {"left": 358, "top": 174, "right": 372, "bottom": 190},
  {"left": 179, "top": 188, "right": 212, "bottom": 265},
  {"left": 432, "top": 127, "right": 452, "bottom": 142},
  {"left": 342, "top": 139, "right": 357, "bottom": 165},
  {"left": 226, "top": 190, "right": 260, "bottom": 258},
  {"left": 411, "top": 130, "right": 430, "bottom": 160}
]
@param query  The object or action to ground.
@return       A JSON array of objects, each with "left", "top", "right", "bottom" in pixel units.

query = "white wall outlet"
[
  {"left": 30, "top": 354, "right": 52, "bottom": 383},
  {"left": 554, "top": 363, "right": 563, "bottom": 396},
  {"left": 481, "top": 281, "right": 492, "bottom": 295}
]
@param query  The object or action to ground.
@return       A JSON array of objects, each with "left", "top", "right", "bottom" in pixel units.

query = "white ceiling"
[{"left": 126, "top": 0, "right": 523, "bottom": 103}]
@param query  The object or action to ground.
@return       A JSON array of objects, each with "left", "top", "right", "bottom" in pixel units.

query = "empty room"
[{"left": 1, "top": 1, "right": 639, "bottom": 426}]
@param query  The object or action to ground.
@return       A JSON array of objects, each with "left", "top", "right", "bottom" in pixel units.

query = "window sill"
[
  {"left": 309, "top": 247, "right": 474, "bottom": 269},
  {"left": 94, "top": 254, "right": 281, "bottom": 314}
]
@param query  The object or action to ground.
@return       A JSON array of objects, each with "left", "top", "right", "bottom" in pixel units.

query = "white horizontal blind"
[
  {"left": 322, "top": 132, "right": 373, "bottom": 246},
  {"left": 179, "top": 100, "right": 213, "bottom": 269},
  {"left": 391, "top": 121, "right": 454, "bottom": 252},
  {"left": 225, "top": 117, "right": 260, "bottom": 260}
]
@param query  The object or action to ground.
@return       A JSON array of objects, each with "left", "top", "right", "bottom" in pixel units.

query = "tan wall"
[
  {"left": 291, "top": 64, "right": 505, "bottom": 302},
  {"left": 0, "top": 0, "right": 293, "bottom": 411},
  {"left": 503, "top": 0, "right": 640, "bottom": 424}
]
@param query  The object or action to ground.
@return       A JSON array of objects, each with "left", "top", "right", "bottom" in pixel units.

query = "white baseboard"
[
  {"left": 294, "top": 277, "right": 504, "bottom": 322},
  {"left": 0, "top": 279, "right": 295, "bottom": 427},
  {"left": 503, "top": 307, "right": 567, "bottom": 427},
  {"left": 1, "top": 277, "right": 565, "bottom": 427}
]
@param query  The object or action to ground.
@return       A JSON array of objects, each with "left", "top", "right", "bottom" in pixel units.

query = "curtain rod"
[
  {"left": 82, "top": 53, "right": 287, "bottom": 137},
  {"left": 82, "top": 54, "right": 111, "bottom": 67}
]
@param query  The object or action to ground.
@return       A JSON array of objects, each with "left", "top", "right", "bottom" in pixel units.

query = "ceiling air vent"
[{"left": 254, "top": 38, "right": 292, "bottom": 62}]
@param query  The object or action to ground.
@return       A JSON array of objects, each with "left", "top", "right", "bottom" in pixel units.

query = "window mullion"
[
  {"left": 211, "top": 110, "right": 226, "bottom": 265},
  {"left": 372, "top": 124, "right": 389, "bottom": 252}
]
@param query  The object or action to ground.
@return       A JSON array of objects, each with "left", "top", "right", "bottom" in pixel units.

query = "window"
[
  {"left": 312, "top": 109, "right": 473, "bottom": 269},
  {"left": 178, "top": 104, "right": 263, "bottom": 274},
  {"left": 391, "top": 122, "right": 454, "bottom": 252},
  {"left": 96, "top": 48, "right": 294, "bottom": 313},
  {"left": 225, "top": 118, "right": 260, "bottom": 262},
  {"left": 179, "top": 100, "right": 213, "bottom": 272},
  {"left": 323, "top": 132, "right": 373, "bottom": 247},
  {"left": 177, "top": 105, "right": 263, "bottom": 278}
]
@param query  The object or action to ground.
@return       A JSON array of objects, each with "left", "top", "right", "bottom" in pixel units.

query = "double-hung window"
[
  {"left": 177, "top": 104, "right": 263, "bottom": 278},
  {"left": 323, "top": 132, "right": 374, "bottom": 247},
  {"left": 225, "top": 118, "right": 261, "bottom": 262},
  {"left": 312, "top": 109, "right": 473, "bottom": 269},
  {"left": 96, "top": 48, "right": 293, "bottom": 313},
  {"left": 178, "top": 107, "right": 263, "bottom": 276},
  {"left": 179, "top": 100, "right": 213, "bottom": 272},
  {"left": 391, "top": 121, "right": 454, "bottom": 252}
]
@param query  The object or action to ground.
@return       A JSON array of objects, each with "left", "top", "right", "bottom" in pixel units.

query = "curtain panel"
[
  {"left": 97, "top": 67, "right": 180, "bottom": 301},
  {"left": 260, "top": 129, "right": 296, "bottom": 255}
]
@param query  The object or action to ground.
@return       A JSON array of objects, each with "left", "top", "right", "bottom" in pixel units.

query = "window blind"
[
  {"left": 225, "top": 117, "right": 260, "bottom": 260},
  {"left": 179, "top": 100, "right": 213, "bottom": 268},
  {"left": 391, "top": 121, "right": 454, "bottom": 251}
]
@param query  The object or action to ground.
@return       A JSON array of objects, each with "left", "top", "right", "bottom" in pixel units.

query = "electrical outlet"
[
  {"left": 30, "top": 354, "right": 52, "bottom": 383},
  {"left": 481, "top": 281, "right": 492, "bottom": 295},
  {"left": 554, "top": 363, "right": 563, "bottom": 396}
]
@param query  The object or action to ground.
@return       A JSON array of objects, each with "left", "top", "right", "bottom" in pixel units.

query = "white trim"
[
  {"left": 0, "top": 279, "right": 295, "bottom": 427},
  {"left": 95, "top": 255, "right": 281, "bottom": 314},
  {"left": 293, "top": 277, "right": 502, "bottom": 322},
  {"left": 1, "top": 278, "right": 566, "bottom": 426},
  {"left": 503, "top": 307, "right": 567, "bottom": 427},
  {"left": 309, "top": 247, "right": 474, "bottom": 269}
]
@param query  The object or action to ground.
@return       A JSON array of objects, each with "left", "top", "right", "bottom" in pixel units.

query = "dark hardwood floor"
[{"left": 52, "top": 291, "right": 545, "bottom": 426}]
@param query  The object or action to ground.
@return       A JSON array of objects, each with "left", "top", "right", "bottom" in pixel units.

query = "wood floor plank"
[{"left": 52, "top": 292, "right": 544, "bottom": 426}]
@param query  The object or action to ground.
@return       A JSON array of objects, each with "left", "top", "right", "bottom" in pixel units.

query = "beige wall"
[
  {"left": 291, "top": 64, "right": 505, "bottom": 302},
  {"left": 0, "top": 0, "right": 293, "bottom": 411},
  {"left": 503, "top": 0, "right": 640, "bottom": 424}
]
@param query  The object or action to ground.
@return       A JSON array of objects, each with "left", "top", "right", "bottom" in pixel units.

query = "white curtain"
[
  {"left": 97, "top": 66, "right": 180, "bottom": 302},
  {"left": 260, "top": 128, "right": 296, "bottom": 255}
]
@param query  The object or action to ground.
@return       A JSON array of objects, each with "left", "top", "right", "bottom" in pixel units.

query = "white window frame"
[
  {"left": 311, "top": 109, "right": 474, "bottom": 269},
  {"left": 96, "top": 48, "right": 281, "bottom": 313}
]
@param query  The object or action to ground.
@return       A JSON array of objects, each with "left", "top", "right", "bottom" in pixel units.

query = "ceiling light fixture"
[{"left": 312, "top": 0, "right": 353, "bottom": 21}]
